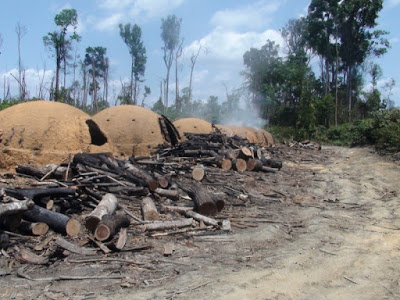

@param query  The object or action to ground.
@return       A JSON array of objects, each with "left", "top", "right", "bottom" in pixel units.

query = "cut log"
[
  {"left": 15, "top": 164, "right": 48, "bottom": 178},
  {"left": 246, "top": 159, "right": 263, "bottom": 172},
  {"left": 22, "top": 205, "right": 81, "bottom": 237},
  {"left": 0, "top": 199, "right": 34, "bottom": 217},
  {"left": 141, "top": 197, "right": 159, "bottom": 221},
  {"left": 183, "top": 183, "right": 218, "bottom": 216},
  {"left": 232, "top": 159, "right": 247, "bottom": 173},
  {"left": 154, "top": 188, "right": 179, "bottom": 200},
  {"left": 125, "top": 163, "right": 159, "bottom": 191},
  {"left": 261, "top": 166, "right": 277, "bottom": 173},
  {"left": 192, "top": 165, "right": 205, "bottom": 181},
  {"left": 219, "top": 159, "right": 232, "bottom": 171},
  {"left": 144, "top": 218, "right": 193, "bottom": 231},
  {"left": 19, "top": 220, "right": 49, "bottom": 236},
  {"left": 260, "top": 157, "right": 282, "bottom": 169},
  {"left": 94, "top": 214, "right": 130, "bottom": 242},
  {"left": 238, "top": 147, "right": 253, "bottom": 160},
  {"left": 212, "top": 196, "right": 225, "bottom": 212},
  {"left": 4, "top": 187, "right": 76, "bottom": 201},
  {"left": 85, "top": 193, "right": 118, "bottom": 232},
  {"left": 154, "top": 174, "right": 169, "bottom": 188},
  {"left": 0, "top": 213, "right": 22, "bottom": 231},
  {"left": 183, "top": 210, "right": 219, "bottom": 226}
]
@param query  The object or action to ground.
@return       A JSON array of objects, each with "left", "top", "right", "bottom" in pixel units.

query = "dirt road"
[{"left": 129, "top": 146, "right": 400, "bottom": 299}]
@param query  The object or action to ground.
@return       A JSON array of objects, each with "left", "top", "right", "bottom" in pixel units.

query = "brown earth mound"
[
  {"left": 216, "top": 125, "right": 275, "bottom": 146},
  {"left": 173, "top": 118, "right": 214, "bottom": 140},
  {"left": 93, "top": 105, "right": 165, "bottom": 157},
  {"left": 0, "top": 100, "right": 114, "bottom": 170}
]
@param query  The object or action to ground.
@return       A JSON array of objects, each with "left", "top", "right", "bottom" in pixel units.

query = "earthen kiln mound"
[
  {"left": 173, "top": 118, "right": 214, "bottom": 140},
  {"left": 0, "top": 100, "right": 114, "bottom": 170},
  {"left": 216, "top": 125, "right": 275, "bottom": 146},
  {"left": 93, "top": 105, "right": 165, "bottom": 157}
]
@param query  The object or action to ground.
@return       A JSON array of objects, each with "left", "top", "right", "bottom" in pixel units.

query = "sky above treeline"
[{"left": 0, "top": 0, "right": 399, "bottom": 107}]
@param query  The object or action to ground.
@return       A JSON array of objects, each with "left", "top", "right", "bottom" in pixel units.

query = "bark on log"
[
  {"left": 4, "top": 188, "right": 76, "bottom": 201},
  {"left": 246, "top": 159, "right": 263, "bottom": 172},
  {"left": 94, "top": 214, "right": 130, "bottom": 242},
  {"left": 15, "top": 247, "right": 49, "bottom": 265},
  {"left": 16, "top": 164, "right": 48, "bottom": 178},
  {"left": 154, "top": 188, "right": 179, "bottom": 200},
  {"left": 232, "top": 159, "right": 247, "bottom": 173},
  {"left": 125, "top": 163, "right": 159, "bottom": 191},
  {"left": 260, "top": 157, "right": 282, "bottom": 169},
  {"left": 22, "top": 205, "right": 80, "bottom": 237},
  {"left": 144, "top": 218, "right": 193, "bottom": 231},
  {"left": 183, "top": 210, "right": 218, "bottom": 226},
  {"left": 0, "top": 199, "right": 34, "bottom": 217},
  {"left": 0, "top": 213, "right": 22, "bottom": 231},
  {"left": 85, "top": 193, "right": 118, "bottom": 232},
  {"left": 261, "top": 166, "right": 277, "bottom": 173},
  {"left": 212, "top": 196, "right": 225, "bottom": 212},
  {"left": 55, "top": 237, "right": 96, "bottom": 256},
  {"left": 141, "top": 197, "right": 159, "bottom": 221},
  {"left": 19, "top": 220, "right": 49, "bottom": 236},
  {"left": 184, "top": 183, "right": 218, "bottom": 216}
]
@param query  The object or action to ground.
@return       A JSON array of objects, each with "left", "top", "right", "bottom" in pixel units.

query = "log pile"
[{"left": 0, "top": 129, "right": 284, "bottom": 268}]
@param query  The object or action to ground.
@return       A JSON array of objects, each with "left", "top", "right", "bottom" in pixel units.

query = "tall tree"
[
  {"left": 84, "top": 46, "right": 108, "bottom": 112},
  {"left": 338, "top": 0, "right": 388, "bottom": 121},
  {"left": 188, "top": 45, "right": 202, "bottom": 103},
  {"left": 161, "top": 15, "right": 182, "bottom": 112},
  {"left": 43, "top": 8, "right": 80, "bottom": 101},
  {"left": 15, "top": 22, "right": 27, "bottom": 100},
  {"left": 119, "top": 23, "right": 147, "bottom": 105},
  {"left": 175, "top": 39, "right": 183, "bottom": 111}
]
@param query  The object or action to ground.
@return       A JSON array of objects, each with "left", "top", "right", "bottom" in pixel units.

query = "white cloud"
[
  {"left": 388, "top": 0, "right": 400, "bottom": 8},
  {"left": 95, "top": 13, "right": 124, "bottom": 31},
  {"left": 95, "top": 0, "right": 185, "bottom": 31},
  {"left": 210, "top": 0, "right": 281, "bottom": 31},
  {"left": 184, "top": 27, "right": 283, "bottom": 64},
  {"left": 181, "top": 25, "right": 284, "bottom": 102}
]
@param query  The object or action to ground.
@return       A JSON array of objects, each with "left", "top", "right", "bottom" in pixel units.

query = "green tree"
[
  {"left": 161, "top": 15, "right": 182, "bottom": 112},
  {"left": 84, "top": 46, "right": 108, "bottom": 112},
  {"left": 119, "top": 23, "right": 147, "bottom": 105},
  {"left": 43, "top": 8, "right": 80, "bottom": 101},
  {"left": 338, "top": 0, "right": 389, "bottom": 121}
]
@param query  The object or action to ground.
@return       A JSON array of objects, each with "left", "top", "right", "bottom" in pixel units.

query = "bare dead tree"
[
  {"left": 81, "top": 62, "right": 88, "bottom": 108},
  {"left": 15, "top": 22, "right": 27, "bottom": 100},
  {"left": 103, "top": 57, "right": 109, "bottom": 104},
  {"left": 188, "top": 45, "right": 203, "bottom": 102},
  {"left": 175, "top": 39, "right": 184, "bottom": 111}
]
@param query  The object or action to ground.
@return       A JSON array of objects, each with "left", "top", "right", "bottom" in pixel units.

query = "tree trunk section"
[
  {"left": 94, "top": 214, "right": 130, "bottom": 242},
  {"left": 18, "top": 220, "right": 49, "bottom": 236},
  {"left": 185, "top": 183, "right": 218, "bottom": 216},
  {"left": 85, "top": 193, "right": 118, "bottom": 232},
  {"left": 22, "top": 205, "right": 80, "bottom": 236},
  {"left": 232, "top": 159, "right": 247, "bottom": 173},
  {"left": 141, "top": 197, "right": 159, "bottom": 221}
]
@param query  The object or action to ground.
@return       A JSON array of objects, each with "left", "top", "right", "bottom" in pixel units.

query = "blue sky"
[{"left": 0, "top": 0, "right": 399, "bottom": 108}]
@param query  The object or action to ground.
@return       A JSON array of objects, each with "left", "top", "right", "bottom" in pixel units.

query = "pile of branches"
[{"left": 0, "top": 130, "right": 283, "bottom": 266}]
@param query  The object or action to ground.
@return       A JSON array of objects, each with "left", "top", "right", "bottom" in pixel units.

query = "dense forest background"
[{"left": 0, "top": 0, "right": 399, "bottom": 152}]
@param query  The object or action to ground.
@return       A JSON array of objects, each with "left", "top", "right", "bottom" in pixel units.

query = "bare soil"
[{"left": 1, "top": 146, "right": 400, "bottom": 299}]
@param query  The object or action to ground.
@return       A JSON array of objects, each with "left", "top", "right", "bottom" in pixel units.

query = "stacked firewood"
[{"left": 0, "top": 130, "right": 283, "bottom": 263}]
